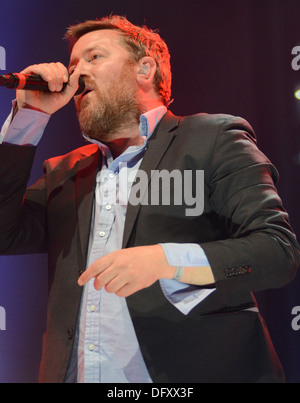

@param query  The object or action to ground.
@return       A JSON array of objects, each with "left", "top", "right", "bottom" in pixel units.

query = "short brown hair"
[{"left": 65, "top": 15, "right": 172, "bottom": 106}]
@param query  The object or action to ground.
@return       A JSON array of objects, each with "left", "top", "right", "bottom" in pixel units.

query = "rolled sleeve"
[
  {"left": 0, "top": 101, "right": 50, "bottom": 146},
  {"left": 159, "top": 243, "right": 215, "bottom": 315}
]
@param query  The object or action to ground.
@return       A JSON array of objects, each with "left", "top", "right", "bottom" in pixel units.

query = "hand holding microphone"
[{"left": 2, "top": 62, "right": 84, "bottom": 115}]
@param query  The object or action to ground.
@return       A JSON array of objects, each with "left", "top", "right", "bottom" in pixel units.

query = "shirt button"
[
  {"left": 108, "top": 172, "right": 115, "bottom": 179},
  {"left": 88, "top": 344, "right": 95, "bottom": 351},
  {"left": 99, "top": 231, "right": 106, "bottom": 237},
  {"left": 105, "top": 204, "right": 112, "bottom": 211},
  {"left": 89, "top": 304, "right": 96, "bottom": 312}
]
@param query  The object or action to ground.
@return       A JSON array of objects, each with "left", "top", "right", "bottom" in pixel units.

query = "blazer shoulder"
[
  {"left": 181, "top": 111, "right": 253, "bottom": 128},
  {"left": 178, "top": 112, "right": 257, "bottom": 143}
]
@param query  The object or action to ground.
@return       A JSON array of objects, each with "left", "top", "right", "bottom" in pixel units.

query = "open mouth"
[{"left": 82, "top": 88, "right": 93, "bottom": 98}]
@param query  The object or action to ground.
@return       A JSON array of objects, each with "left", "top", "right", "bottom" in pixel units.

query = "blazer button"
[
  {"left": 78, "top": 269, "right": 84, "bottom": 278},
  {"left": 67, "top": 328, "right": 73, "bottom": 340}
]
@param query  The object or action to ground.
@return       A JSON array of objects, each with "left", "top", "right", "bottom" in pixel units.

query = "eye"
[{"left": 88, "top": 53, "right": 102, "bottom": 62}]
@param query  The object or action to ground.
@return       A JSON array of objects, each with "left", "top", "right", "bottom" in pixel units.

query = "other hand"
[{"left": 78, "top": 245, "right": 175, "bottom": 297}]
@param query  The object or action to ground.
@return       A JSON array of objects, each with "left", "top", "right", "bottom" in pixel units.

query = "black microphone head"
[{"left": 75, "top": 76, "right": 85, "bottom": 96}]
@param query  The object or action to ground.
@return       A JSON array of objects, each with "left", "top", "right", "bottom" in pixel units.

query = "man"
[{"left": 0, "top": 15, "right": 299, "bottom": 383}]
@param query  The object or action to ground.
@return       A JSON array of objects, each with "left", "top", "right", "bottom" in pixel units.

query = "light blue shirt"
[{"left": 0, "top": 103, "right": 215, "bottom": 383}]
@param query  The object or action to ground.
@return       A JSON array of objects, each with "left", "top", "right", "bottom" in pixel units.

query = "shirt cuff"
[
  {"left": 159, "top": 243, "right": 216, "bottom": 315},
  {"left": 0, "top": 101, "right": 50, "bottom": 146}
]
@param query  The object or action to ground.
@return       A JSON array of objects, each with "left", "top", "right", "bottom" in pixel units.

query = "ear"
[{"left": 136, "top": 56, "right": 157, "bottom": 87}]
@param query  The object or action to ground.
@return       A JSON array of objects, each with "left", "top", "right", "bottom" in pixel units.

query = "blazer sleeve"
[
  {"left": 199, "top": 115, "right": 300, "bottom": 293},
  {"left": 0, "top": 143, "right": 48, "bottom": 255}
]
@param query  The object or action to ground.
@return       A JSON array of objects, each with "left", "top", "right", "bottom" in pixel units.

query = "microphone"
[{"left": 0, "top": 73, "right": 85, "bottom": 95}]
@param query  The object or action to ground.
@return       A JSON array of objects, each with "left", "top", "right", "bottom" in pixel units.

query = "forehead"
[{"left": 70, "top": 29, "right": 128, "bottom": 58}]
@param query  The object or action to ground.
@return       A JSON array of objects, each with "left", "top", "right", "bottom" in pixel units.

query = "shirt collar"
[{"left": 139, "top": 105, "right": 167, "bottom": 139}]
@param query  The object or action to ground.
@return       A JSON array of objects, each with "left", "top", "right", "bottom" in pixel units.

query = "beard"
[{"left": 75, "top": 66, "right": 145, "bottom": 143}]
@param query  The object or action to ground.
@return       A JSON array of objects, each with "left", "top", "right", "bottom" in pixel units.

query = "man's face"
[{"left": 69, "top": 29, "right": 143, "bottom": 142}]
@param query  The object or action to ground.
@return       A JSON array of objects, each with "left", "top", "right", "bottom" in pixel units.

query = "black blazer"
[{"left": 0, "top": 111, "right": 299, "bottom": 383}]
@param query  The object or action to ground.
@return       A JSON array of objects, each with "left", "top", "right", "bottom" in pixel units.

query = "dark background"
[{"left": 0, "top": 0, "right": 300, "bottom": 383}]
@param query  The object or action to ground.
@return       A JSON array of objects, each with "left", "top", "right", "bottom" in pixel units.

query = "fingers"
[
  {"left": 98, "top": 273, "right": 127, "bottom": 294},
  {"left": 66, "top": 65, "right": 82, "bottom": 95},
  {"left": 78, "top": 255, "right": 112, "bottom": 287},
  {"left": 78, "top": 253, "right": 133, "bottom": 294},
  {"left": 105, "top": 282, "right": 137, "bottom": 298},
  {"left": 21, "top": 62, "right": 69, "bottom": 92},
  {"left": 80, "top": 264, "right": 134, "bottom": 297},
  {"left": 20, "top": 62, "right": 82, "bottom": 97}
]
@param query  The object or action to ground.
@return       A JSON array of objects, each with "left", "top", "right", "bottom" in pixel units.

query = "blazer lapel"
[
  {"left": 122, "top": 111, "right": 181, "bottom": 248},
  {"left": 75, "top": 145, "right": 101, "bottom": 267}
]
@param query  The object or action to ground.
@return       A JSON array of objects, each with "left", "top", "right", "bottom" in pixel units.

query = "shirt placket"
[{"left": 83, "top": 165, "right": 118, "bottom": 382}]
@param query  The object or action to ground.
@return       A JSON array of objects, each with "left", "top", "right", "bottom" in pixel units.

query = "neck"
[{"left": 103, "top": 100, "right": 164, "bottom": 158}]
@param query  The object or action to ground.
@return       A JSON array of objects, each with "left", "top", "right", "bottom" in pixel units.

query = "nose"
[
  {"left": 74, "top": 59, "right": 92, "bottom": 79},
  {"left": 68, "top": 60, "right": 87, "bottom": 96}
]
